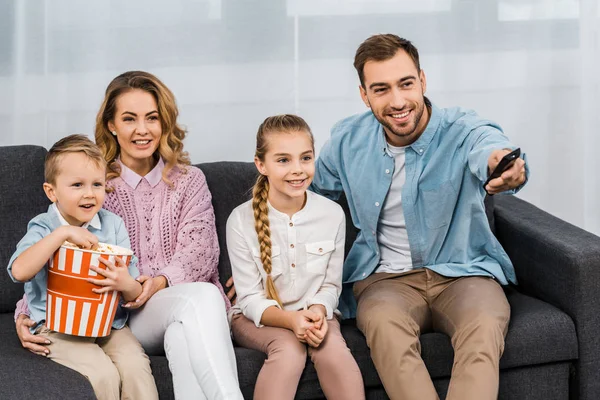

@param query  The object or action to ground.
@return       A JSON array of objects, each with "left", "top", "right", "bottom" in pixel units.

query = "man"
[{"left": 311, "top": 34, "right": 528, "bottom": 400}]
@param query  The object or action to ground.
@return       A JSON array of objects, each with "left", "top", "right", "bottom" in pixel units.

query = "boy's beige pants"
[{"left": 36, "top": 325, "right": 158, "bottom": 400}]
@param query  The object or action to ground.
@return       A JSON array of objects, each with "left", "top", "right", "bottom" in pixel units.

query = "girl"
[
  {"left": 16, "top": 71, "right": 243, "bottom": 400},
  {"left": 227, "top": 114, "right": 365, "bottom": 400}
]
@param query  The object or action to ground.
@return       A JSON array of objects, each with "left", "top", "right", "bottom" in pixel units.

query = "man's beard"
[{"left": 378, "top": 102, "right": 425, "bottom": 140}]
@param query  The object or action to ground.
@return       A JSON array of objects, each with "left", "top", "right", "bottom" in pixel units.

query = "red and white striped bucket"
[{"left": 46, "top": 243, "right": 133, "bottom": 337}]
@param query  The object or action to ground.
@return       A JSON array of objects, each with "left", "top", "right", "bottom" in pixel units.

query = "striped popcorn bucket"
[{"left": 46, "top": 243, "right": 133, "bottom": 337}]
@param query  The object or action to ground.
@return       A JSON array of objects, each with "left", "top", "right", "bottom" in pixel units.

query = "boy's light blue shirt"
[
  {"left": 311, "top": 104, "right": 529, "bottom": 319},
  {"left": 7, "top": 205, "right": 139, "bottom": 332}
]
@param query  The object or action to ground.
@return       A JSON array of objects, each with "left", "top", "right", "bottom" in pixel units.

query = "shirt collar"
[
  {"left": 378, "top": 102, "right": 442, "bottom": 157},
  {"left": 267, "top": 191, "right": 312, "bottom": 221},
  {"left": 118, "top": 157, "right": 165, "bottom": 189},
  {"left": 51, "top": 203, "right": 101, "bottom": 230}
]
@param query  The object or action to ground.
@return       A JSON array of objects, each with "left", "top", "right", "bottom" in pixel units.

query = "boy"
[{"left": 7, "top": 134, "right": 158, "bottom": 400}]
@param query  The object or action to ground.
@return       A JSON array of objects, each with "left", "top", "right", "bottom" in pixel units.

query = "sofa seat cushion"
[
  {"left": 0, "top": 287, "right": 575, "bottom": 400},
  {"left": 0, "top": 313, "right": 96, "bottom": 399},
  {"left": 231, "top": 287, "right": 577, "bottom": 397},
  {"left": 350, "top": 287, "right": 577, "bottom": 383}
]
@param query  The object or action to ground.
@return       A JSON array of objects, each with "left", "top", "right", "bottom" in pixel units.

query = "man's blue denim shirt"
[{"left": 311, "top": 103, "right": 529, "bottom": 319}]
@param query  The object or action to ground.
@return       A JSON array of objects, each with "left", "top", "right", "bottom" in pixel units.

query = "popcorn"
[{"left": 62, "top": 241, "right": 133, "bottom": 256}]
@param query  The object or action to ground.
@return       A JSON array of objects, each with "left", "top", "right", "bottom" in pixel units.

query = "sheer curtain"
[{"left": 1, "top": 0, "right": 598, "bottom": 236}]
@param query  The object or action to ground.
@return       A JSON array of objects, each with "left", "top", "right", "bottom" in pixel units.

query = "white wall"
[{"left": 0, "top": 0, "right": 598, "bottom": 235}]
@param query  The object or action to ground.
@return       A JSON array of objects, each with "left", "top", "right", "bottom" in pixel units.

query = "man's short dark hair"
[{"left": 354, "top": 34, "right": 421, "bottom": 88}]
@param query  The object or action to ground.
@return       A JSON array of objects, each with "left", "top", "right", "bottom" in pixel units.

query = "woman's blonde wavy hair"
[
  {"left": 95, "top": 71, "right": 190, "bottom": 186},
  {"left": 252, "top": 114, "right": 314, "bottom": 307}
]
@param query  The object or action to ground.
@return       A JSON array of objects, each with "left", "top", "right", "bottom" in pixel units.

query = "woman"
[{"left": 15, "top": 71, "right": 243, "bottom": 400}]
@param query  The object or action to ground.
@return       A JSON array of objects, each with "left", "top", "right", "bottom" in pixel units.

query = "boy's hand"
[
  {"left": 59, "top": 226, "right": 99, "bottom": 250},
  {"left": 11, "top": 226, "right": 98, "bottom": 282},
  {"left": 88, "top": 257, "right": 140, "bottom": 301}
]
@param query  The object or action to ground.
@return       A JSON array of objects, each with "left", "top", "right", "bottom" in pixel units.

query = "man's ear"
[
  {"left": 359, "top": 85, "right": 371, "bottom": 108},
  {"left": 254, "top": 157, "right": 267, "bottom": 176},
  {"left": 420, "top": 69, "right": 427, "bottom": 95},
  {"left": 43, "top": 182, "right": 57, "bottom": 203}
]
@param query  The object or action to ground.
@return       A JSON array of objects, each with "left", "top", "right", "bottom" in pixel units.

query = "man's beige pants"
[
  {"left": 354, "top": 268, "right": 510, "bottom": 400},
  {"left": 36, "top": 325, "right": 158, "bottom": 400}
]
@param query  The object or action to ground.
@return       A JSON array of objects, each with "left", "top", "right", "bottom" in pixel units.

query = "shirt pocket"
[
  {"left": 251, "top": 245, "right": 283, "bottom": 280},
  {"left": 305, "top": 240, "right": 336, "bottom": 275},
  {"left": 421, "top": 181, "right": 456, "bottom": 229}
]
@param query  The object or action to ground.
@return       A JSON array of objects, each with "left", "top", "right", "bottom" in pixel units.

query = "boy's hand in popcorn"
[
  {"left": 11, "top": 226, "right": 99, "bottom": 282},
  {"left": 88, "top": 257, "right": 142, "bottom": 302},
  {"left": 58, "top": 226, "right": 99, "bottom": 250}
]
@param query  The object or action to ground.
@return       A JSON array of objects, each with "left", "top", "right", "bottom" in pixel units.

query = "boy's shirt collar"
[{"left": 50, "top": 203, "right": 101, "bottom": 230}]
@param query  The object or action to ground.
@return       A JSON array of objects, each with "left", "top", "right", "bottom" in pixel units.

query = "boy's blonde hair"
[
  {"left": 45, "top": 134, "right": 107, "bottom": 184},
  {"left": 252, "top": 114, "right": 314, "bottom": 307}
]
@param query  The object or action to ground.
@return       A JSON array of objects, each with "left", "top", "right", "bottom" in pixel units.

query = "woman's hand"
[
  {"left": 123, "top": 275, "right": 168, "bottom": 309},
  {"left": 16, "top": 314, "right": 51, "bottom": 356},
  {"left": 289, "top": 310, "right": 319, "bottom": 343},
  {"left": 225, "top": 276, "right": 236, "bottom": 305}
]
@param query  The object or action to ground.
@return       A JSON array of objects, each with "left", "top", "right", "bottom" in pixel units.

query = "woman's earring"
[{"left": 111, "top": 131, "right": 117, "bottom": 136}]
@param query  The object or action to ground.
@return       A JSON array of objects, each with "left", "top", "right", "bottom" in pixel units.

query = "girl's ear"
[
  {"left": 254, "top": 156, "right": 267, "bottom": 176},
  {"left": 43, "top": 182, "right": 57, "bottom": 203}
]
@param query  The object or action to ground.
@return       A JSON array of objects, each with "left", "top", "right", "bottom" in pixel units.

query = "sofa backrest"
[
  {"left": 197, "top": 161, "right": 495, "bottom": 288},
  {"left": 0, "top": 149, "right": 495, "bottom": 312},
  {"left": 196, "top": 162, "right": 261, "bottom": 289},
  {"left": 0, "top": 145, "right": 50, "bottom": 313}
]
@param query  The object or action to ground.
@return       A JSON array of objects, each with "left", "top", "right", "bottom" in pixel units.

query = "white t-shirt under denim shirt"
[
  {"left": 226, "top": 191, "right": 345, "bottom": 327},
  {"left": 375, "top": 143, "right": 413, "bottom": 274}
]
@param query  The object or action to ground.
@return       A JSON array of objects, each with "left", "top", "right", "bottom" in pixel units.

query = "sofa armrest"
[{"left": 494, "top": 195, "right": 600, "bottom": 400}]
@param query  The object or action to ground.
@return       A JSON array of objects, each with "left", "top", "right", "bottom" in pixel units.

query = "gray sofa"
[{"left": 1, "top": 145, "right": 599, "bottom": 400}]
